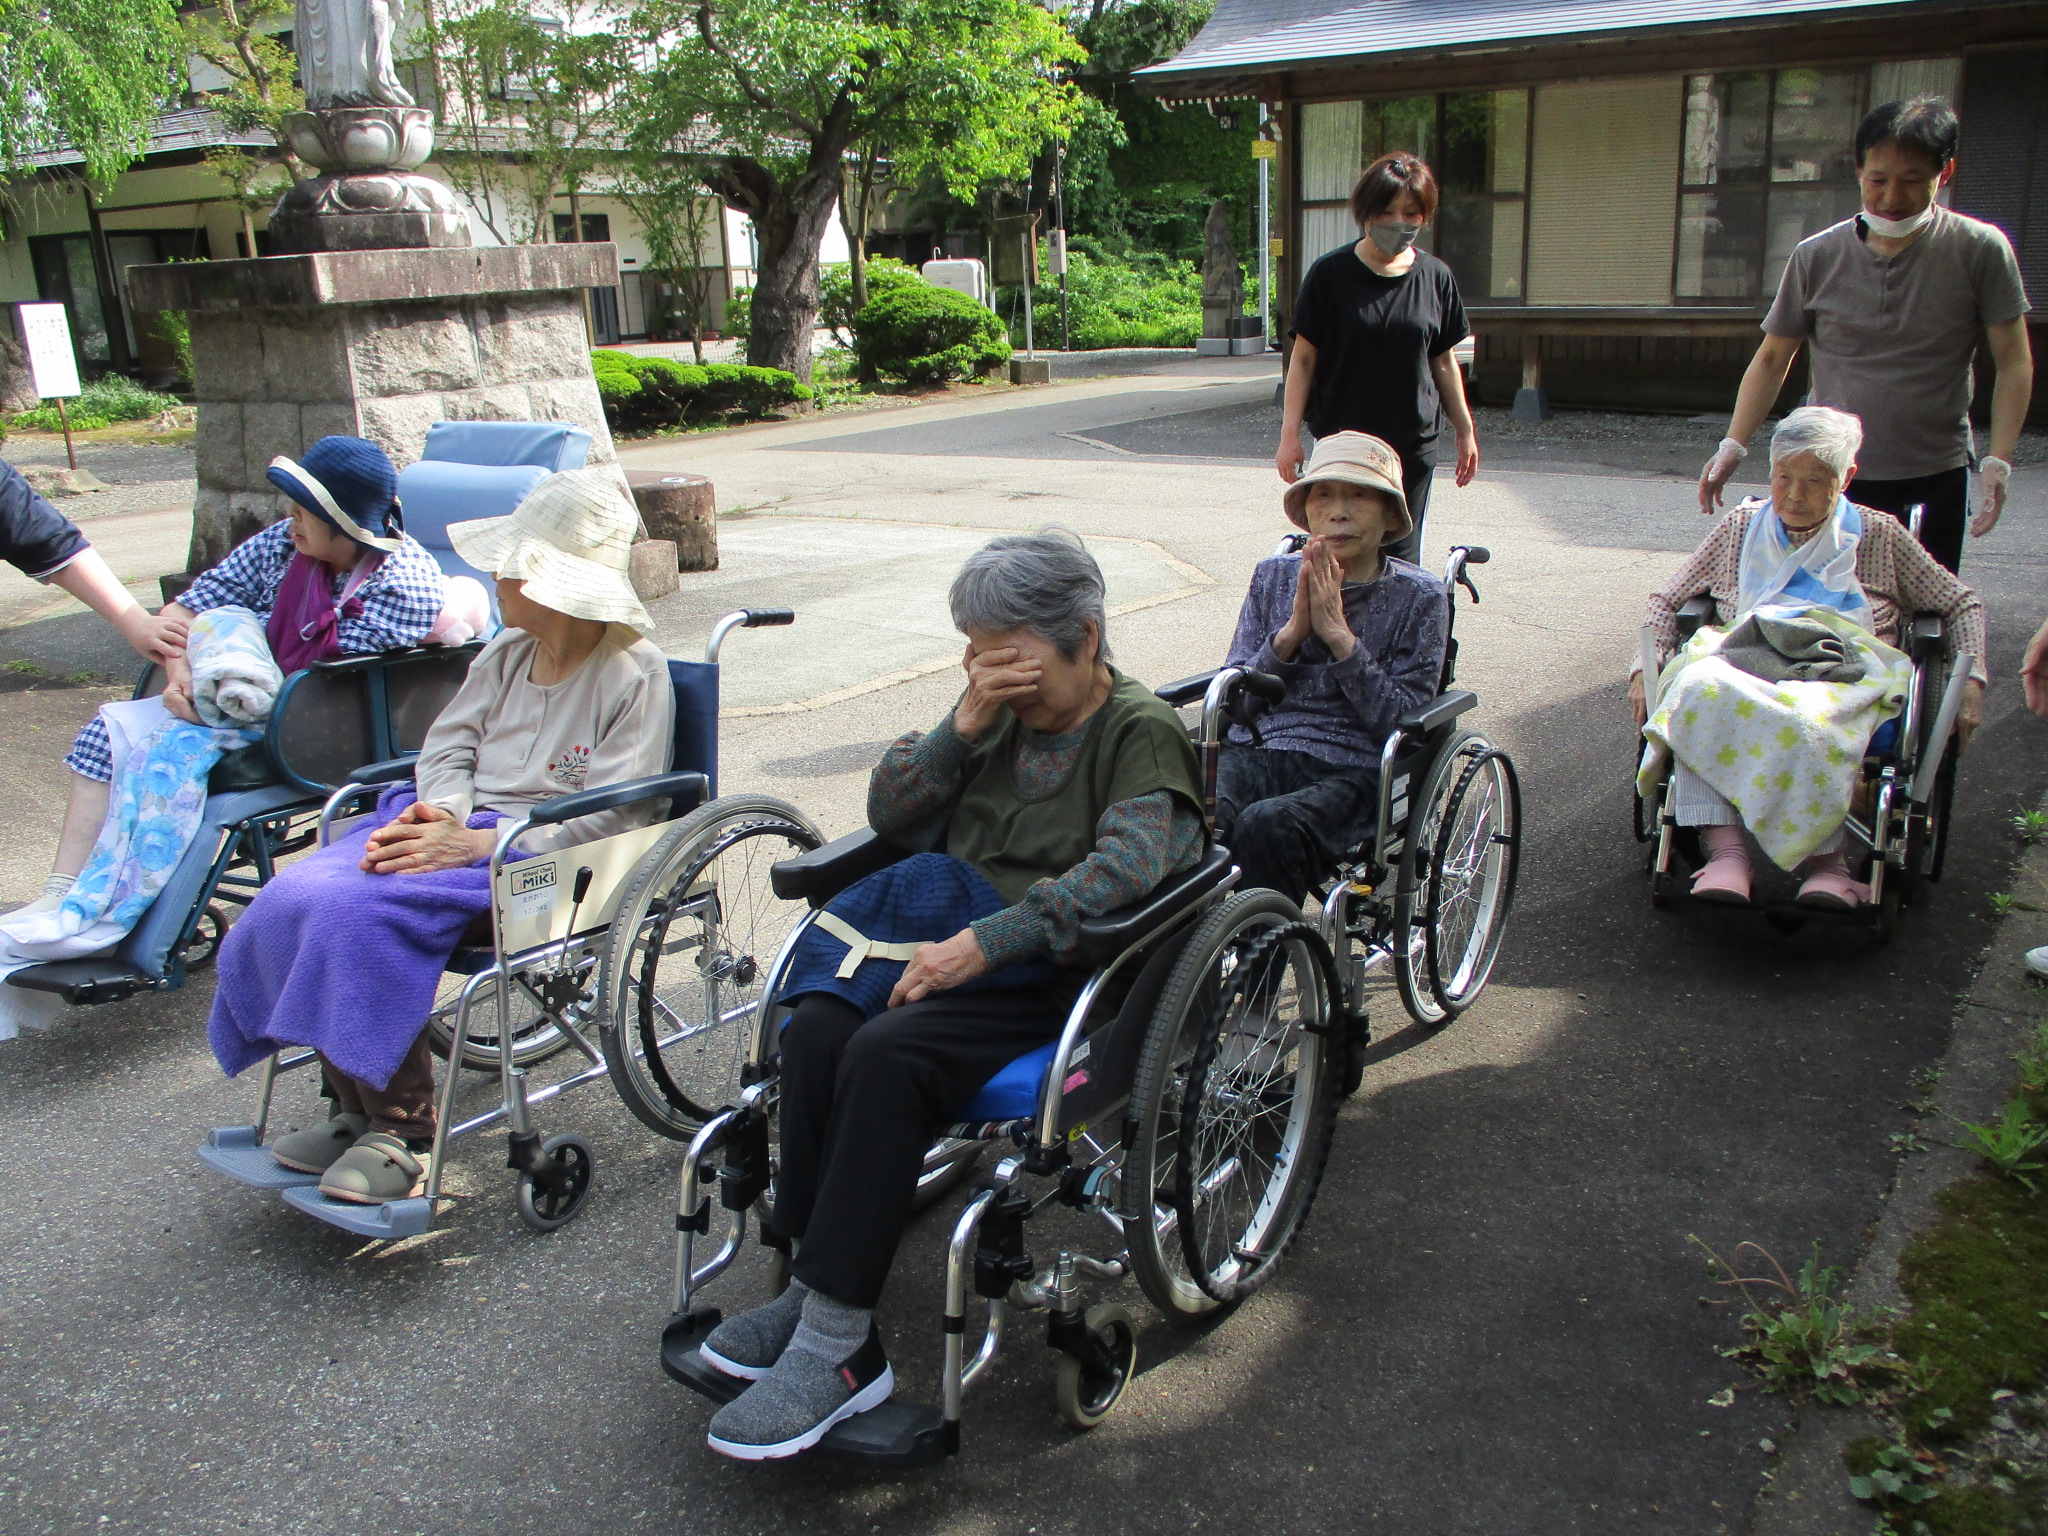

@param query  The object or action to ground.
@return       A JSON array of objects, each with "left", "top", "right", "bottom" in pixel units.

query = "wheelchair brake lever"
[{"left": 1457, "top": 569, "right": 1481, "bottom": 605}]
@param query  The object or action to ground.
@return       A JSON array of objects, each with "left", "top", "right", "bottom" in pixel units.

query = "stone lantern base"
[{"left": 128, "top": 244, "right": 621, "bottom": 572}]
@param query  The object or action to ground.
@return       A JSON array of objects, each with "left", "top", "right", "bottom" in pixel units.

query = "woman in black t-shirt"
[{"left": 1276, "top": 152, "right": 1479, "bottom": 566}]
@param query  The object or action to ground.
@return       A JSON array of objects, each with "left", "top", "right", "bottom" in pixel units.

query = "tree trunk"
[
  {"left": 731, "top": 171, "right": 839, "bottom": 383},
  {"left": 0, "top": 329, "right": 37, "bottom": 415}
]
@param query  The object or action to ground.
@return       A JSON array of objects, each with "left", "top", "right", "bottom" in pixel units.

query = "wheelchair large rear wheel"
[
  {"left": 1125, "top": 889, "right": 1341, "bottom": 1317},
  {"left": 1423, "top": 748, "right": 1520, "bottom": 1015},
  {"left": 1392, "top": 731, "right": 1486, "bottom": 1028},
  {"left": 596, "top": 796, "right": 822, "bottom": 1140}
]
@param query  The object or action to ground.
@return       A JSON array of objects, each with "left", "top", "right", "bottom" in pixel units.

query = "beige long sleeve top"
[
  {"left": 1641, "top": 501, "right": 1989, "bottom": 684},
  {"left": 414, "top": 624, "right": 675, "bottom": 852}
]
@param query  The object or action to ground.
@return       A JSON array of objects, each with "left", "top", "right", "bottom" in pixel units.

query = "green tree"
[
  {"left": 615, "top": 153, "right": 726, "bottom": 361},
  {"left": 629, "top": 0, "right": 1083, "bottom": 382},
  {"left": 181, "top": 0, "right": 304, "bottom": 253},
  {"left": 412, "top": 0, "right": 631, "bottom": 245},
  {"left": 0, "top": 0, "right": 182, "bottom": 184}
]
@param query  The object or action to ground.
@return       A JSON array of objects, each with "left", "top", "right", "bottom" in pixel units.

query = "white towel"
[{"left": 188, "top": 605, "right": 284, "bottom": 726}]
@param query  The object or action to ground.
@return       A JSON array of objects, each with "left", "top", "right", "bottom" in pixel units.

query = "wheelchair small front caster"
[
  {"left": 1052, "top": 1302, "right": 1137, "bottom": 1431},
  {"left": 515, "top": 1133, "right": 594, "bottom": 1231}
]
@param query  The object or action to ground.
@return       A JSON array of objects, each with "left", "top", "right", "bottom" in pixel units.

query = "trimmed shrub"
[
  {"left": 590, "top": 351, "right": 810, "bottom": 432},
  {"left": 821, "top": 257, "right": 925, "bottom": 347},
  {"left": 855, "top": 284, "right": 1011, "bottom": 385}
]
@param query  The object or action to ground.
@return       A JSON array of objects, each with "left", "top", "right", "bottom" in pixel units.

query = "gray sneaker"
[
  {"left": 269, "top": 1112, "right": 370, "bottom": 1173},
  {"left": 706, "top": 1325, "right": 893, "bottom": 1461},
  {"left": 318, "top": 1132, "right": 425, "bottom": 1204}
]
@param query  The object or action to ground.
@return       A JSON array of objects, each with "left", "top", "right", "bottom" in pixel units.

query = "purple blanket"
[{"left": 208, "top": 787, "right": 503, "bottom": 1090}]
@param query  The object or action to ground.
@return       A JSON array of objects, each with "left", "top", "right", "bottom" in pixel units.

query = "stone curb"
[{"left": 1750, "top": 797, "right": 2048, "bottom": 1533}]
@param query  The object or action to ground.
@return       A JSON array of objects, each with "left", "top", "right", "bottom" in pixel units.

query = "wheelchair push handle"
[
  {"left": 706, "top": 607, "right": 796, "bottom": 664},
  {"left": 1237, "top": 670, "right": 1286, "bottom": 704}
]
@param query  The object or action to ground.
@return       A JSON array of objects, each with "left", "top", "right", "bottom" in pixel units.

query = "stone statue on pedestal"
[
  {"left": 1201, "top": 198, "right": 1243, "bottom": 340},
  {"left": 269, "top": 0, "right": 469, "bottom": 252},
  {"left": 295, "top": 0, "right": 414, "bottom": 108}
]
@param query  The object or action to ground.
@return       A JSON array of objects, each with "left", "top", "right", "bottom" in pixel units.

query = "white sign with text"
[{"left": 17, "top": 303, "right": 81, "bottom": 399}]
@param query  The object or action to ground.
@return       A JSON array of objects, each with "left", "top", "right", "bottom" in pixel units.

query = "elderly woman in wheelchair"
[
  {"left": 1631, "top": 406, "right": 1986, "bottom": 919},
  {"left": 1213, "top": 430, "right": 1447, "bottom": 903},
  {"left": 207, "top": 470, "right": 673, "bottom": 1205},
  {"left": 684, "top": 529, "right": 1209, "bottom": 1460}
]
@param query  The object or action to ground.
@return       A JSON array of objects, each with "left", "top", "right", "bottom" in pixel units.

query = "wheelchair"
[
  {"left": 653, "top": 551, "right": 1519, "bottom": 1463},
  {"left": 195, "top": 608, "right": 825, "bottom": 1238},
  {"left": 3, "top": 418, "right": 599, "bottom": 1014},
  {"left": 1159, "top": 542, "right": 1523, "bottom": 1043},
  {"left": 1633, "top": 506, "right": 1972, "bottom": 942}
]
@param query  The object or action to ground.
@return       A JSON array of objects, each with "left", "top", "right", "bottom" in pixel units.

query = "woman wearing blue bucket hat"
[{"left": 26, "top": 436, "right": 449, "bottom": 917}]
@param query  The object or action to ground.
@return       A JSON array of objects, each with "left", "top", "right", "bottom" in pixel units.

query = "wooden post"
[
  {"left": 1512, "top": 333, "right": 1551, "bottom": 422},
  {"left": 56, "top": 397, "right": 76, "bottom": 470}
]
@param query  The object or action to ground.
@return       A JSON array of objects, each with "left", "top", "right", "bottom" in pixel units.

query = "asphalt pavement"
[{"left": 2, "top": 356, "right": 2046, "bottom": 1534}]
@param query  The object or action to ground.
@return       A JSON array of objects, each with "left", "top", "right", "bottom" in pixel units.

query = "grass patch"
[{"left": 1894, "top": 1172, "right": 2048, "bottom": 1439}]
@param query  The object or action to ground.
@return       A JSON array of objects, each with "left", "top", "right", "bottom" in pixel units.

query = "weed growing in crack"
[
  {"left": 1693, "top": 1238, "right": 1899, "bottom": 1405},
  {"left": 1947, "top": 1100, "right": 2048, "bottom": 1193}
]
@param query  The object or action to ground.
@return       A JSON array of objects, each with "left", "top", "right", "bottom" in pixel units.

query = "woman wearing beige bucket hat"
[
  {"left": 206, "top": 469, "right": 675, "bottom": 1207},
  {"left": 1213, "top": 430, "right": 1449, "bottom": 903}
]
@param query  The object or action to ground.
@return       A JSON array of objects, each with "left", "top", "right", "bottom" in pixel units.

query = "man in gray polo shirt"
[{"left": 1698, "top": 96, "right": 2033, "bottom": 573}]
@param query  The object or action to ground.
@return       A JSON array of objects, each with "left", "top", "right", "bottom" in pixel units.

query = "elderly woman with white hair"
[
  {"left": 691, "top": 529, "right": 1205, "bottom": 1463},
  {"left": 1630, "top": 405, "right": 1987, "bottom": 907}
]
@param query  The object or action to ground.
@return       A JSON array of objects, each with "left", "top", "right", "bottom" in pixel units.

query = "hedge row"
[{"left": 591, "top": 351, "right": 810, "bottom": 432}]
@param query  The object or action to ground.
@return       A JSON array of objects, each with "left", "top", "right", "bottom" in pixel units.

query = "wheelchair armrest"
[
  {"left": 1395, "top": 689, "right": 1478, "bottom": 738},
  {"left": 1155, "top": 670, "right": 1220, "bottom": 708},
  {"left": 1071, "top": 845, "right": 1236, "bottom": 968},
  {"left": 770, "top": 827, "right": 913, "bottom": 905},
  {"left": 1909, "top": 613, "right": 1945, "bottom": 660},
  {"left": 1674, "top": 595, "right": 1716, "bottom": 642},
  {"left": 305, "top": 641, "right": 489, "bottom": 674},
  {"left": 346, "top": 755, "right": 421, "bottom": 786},
  {"left": 527, "top": 771, "right": 709, "bottom": 827}
]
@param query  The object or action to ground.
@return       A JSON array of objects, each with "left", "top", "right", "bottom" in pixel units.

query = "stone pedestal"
[
  {"left": 626, "top": 471, "right": 717, "bottom": 572},
  {"left": 1008, "top": 357, "right": 1052, "bottom": 386},
  {"left": 629, "top": 539, "right": 680, "bottom": 601},
  {"left": 128, "top": 244, "right": 621, "bottom": 571}
]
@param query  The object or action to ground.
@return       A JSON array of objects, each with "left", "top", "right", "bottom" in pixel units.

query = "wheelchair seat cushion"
[
  {"left": 1867, "top": 718, "right": 1900, "bottom": 758},
  {"left": 956, "top": 1040, "right": 1059, "bottom": 1122}
]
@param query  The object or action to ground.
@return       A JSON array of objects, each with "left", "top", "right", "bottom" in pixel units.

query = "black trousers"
[
  {"left": 776, "top": 986, "right": 1073, "bottom": 1310},
  {"left": 1852, "top": 466, "right": 1970, "bottom": 574},
  {"left": 1386, "top": 454, "right": 1436, "bottom": 569},
  {"left": 1213, "top": 744, "right": 1381, "bottom": 903}
]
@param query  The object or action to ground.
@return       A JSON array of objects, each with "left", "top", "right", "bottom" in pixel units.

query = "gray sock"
[
  {"left": 787, "top": 1287, "right": 872, "bottom": 1367},
  {"left": 41, "top": 873, "right": 75, "bottom": 900},
  {"left": 700, "top": 1276, "right": 809, "bottom": 1373}
]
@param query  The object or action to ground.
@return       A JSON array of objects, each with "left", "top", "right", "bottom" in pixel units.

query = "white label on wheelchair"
[{"left": 493, "top": 819, "right": 681, "bottom": 955}]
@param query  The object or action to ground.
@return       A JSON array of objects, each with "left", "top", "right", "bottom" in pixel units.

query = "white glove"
[
  {"left": 1698, "top": 437, "right": 1746, "bottom": 514},
  {"left": 1975, "top": 454, "right": 2013, "bottom": 538}
]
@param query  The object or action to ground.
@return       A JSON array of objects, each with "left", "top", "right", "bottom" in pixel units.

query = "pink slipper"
[
  {"left": 1796, "top": 867, "right": 1870, "bottom": 910},
  {"left": 1691, "top": 826, "right": 1752, "bottom": 905}
]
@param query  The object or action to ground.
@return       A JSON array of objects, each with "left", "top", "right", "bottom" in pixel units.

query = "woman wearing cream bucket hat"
[
  {"left": 204, "top": 469, "right": 675, "bottom": 1206},
  {"left": 448, "top": 468, "right": 656, "bottom": 634}
]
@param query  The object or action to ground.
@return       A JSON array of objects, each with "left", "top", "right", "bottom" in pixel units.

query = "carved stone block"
[
  {"left": 629, "top": 539, "right": 680, "bottom": 600},
  {"left": 627, "top": 471, "right": 717, "bottom": 572}
]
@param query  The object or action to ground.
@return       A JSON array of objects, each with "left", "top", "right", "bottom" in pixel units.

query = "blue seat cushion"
[
  {"left": 956, "top": 1040, "right": 1059, "bottom": 1122},
  {"left": 397, "top": 460, "right": 548, "bottom": 552},
  {"left": 420, "top": 420, "right": 592, "bottom": 471},
  {"left": 1867, "top": 718, "right": 1900, "bottom": 758}
]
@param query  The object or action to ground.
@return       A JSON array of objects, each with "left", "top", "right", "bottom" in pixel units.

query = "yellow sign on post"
[{"left": 1251, "top": 138, "right": 1278, "bottom": 160}]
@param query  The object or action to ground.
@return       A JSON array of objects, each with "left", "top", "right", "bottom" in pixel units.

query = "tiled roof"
[
  {"left": 1138, "top": 0, "right": 1946, "bottom": 84},
  {"left": 17, "top": 105, "right": 276, "bottom": 169}
]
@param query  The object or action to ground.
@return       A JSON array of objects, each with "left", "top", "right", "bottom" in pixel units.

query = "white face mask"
[{"left": 1861, "top": 204, "right": 1936, "bottom": 238}]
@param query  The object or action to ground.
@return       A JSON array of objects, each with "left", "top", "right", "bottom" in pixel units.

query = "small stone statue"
[
  {"left": 1201, "top": 198, "right": 1243, "bottom": 339},
  {"left": 295, "top": 0, "right": 415, "bottom": 109}
]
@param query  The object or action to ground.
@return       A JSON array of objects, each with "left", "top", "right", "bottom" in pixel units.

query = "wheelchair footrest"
[
  {"left": 5, "top": 957, "right": 152, "bottom": 1005},
  {"left": 279, "top": 1184, "right": 434, "bottom": 1239},
  {"left": 196, "top": 1126, "right": 321, "bottom": 1189},
  {"left": 659, "top": 1309, "right": 951, "bottom": 1467}
]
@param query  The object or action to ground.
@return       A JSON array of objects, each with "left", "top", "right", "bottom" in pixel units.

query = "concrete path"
[{"left": 2, "top": 355, "right": 2046, "bottom": 1535}]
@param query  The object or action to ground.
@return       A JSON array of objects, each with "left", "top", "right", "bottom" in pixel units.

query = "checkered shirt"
[{"left": 179, "top": 520, "right": 446, "bottom": 654}]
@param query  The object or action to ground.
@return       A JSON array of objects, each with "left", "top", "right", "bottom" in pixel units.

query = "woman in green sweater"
[{"left": 697, "top": 529, "right": 1206, "bottom": 1462}]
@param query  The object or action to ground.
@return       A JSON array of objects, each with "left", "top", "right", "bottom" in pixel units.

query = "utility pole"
[
  {"left": 1257, "top": 103, "right": 1272, "bottom": 347},
  {"left": 1053, "top": 139, "right": 1070, "bottom": 351}
]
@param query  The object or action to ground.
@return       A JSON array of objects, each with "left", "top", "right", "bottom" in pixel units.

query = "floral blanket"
[{"left": 1637, "top": 609, "right": 1911, "bottom": 869}]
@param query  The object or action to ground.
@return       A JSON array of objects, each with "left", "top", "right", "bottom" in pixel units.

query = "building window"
[
  {"left": 1675, "top": 58, "right": 1961, "bottom": 301},
  {"left": 1296, "top": 90, "right": 1530, "bottom": 301}
]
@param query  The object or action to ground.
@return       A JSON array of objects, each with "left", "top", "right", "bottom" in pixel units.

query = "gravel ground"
[{"left": 1, "top": 432, "right": 198, "bottom": 521}]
